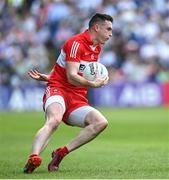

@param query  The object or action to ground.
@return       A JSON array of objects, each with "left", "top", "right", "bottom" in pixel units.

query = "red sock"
[
  {"left": 29, "top": 154, "right": 39, "bottom": 158},
  {"left": 60, "top": 146, "right": 69, "bottom": 156}
]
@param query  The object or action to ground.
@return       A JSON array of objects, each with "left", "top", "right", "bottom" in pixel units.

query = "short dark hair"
[{"left": 89, "top": 13, "right": 113, "bottom": 29}]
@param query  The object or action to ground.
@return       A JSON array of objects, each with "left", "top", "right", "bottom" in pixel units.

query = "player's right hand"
[{"left": 28, "top": 69, "right": 50, "bottom": 82}]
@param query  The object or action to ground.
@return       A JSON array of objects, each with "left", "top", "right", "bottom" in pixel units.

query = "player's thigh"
[
  {"left": 67, "top": 106, "right": 108, "bottom": 128},
  {"left": 67, "top": 106, "right": 95, "bottom": 128},
  {"left": 45, "top": 95, "right": 66, "bottom": 124}
]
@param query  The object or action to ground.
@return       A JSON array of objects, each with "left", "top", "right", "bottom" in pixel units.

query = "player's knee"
[
  {"left": 101, "top": 119, "right": 108, "bottom": 129},
  {"left": 47, "top": 121, "right": 58, "bottom": 130},
  {"left": 46, "top": 116, "right": 61, "bottom": 130},
  {"left": 85, "top": 112, "right": 108, "bottom": 132},
  {"left": 95, "top": 119, "right": 108, "bottom": 131},
  {"left": 89, "top": 119, "right": 108, "bottom": 135}
]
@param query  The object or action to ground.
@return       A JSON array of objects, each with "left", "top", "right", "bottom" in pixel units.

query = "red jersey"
[{"left": 47, "top": 30, "right": 102, "bottom": 97}]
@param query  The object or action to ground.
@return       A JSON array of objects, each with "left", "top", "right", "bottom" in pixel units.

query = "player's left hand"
[
  {"left": 93, "top": 64, "right": 109, "bottom": 87},
  {"left": 88, "top": 75, "right": 109, "bottom": 88},
  {"left": 28, "top": 69, "right": 50, "bottom": 82},
  {"left": 102, "top": 76, "right": 109, "bottom": 86}
]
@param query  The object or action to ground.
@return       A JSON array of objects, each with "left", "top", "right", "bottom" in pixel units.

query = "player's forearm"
[{"left": 67, "top": 74, "right": 95, "bottom": 88}]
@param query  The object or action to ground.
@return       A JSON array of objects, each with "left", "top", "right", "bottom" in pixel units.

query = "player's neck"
[{"left": 88, "top": 29, "right": 99, "bottom": 47}]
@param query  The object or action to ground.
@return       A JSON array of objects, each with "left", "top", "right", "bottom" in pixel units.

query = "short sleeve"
[{"left": 63, "top": 40, "right": 82, "bottom": 62}]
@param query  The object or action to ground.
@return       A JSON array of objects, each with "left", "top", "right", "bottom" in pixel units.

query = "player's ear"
[{"left": 94, "top": 23, "right": 100, "bottom": 32}]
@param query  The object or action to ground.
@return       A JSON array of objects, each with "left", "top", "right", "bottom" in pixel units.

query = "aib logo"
[{"left": 79, "top": 64, "right": 85, "bottom": 71}]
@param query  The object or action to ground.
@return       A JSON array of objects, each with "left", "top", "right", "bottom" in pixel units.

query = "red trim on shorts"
[{"left": 43, "top": 86, "right": 89, "bottom": 126}]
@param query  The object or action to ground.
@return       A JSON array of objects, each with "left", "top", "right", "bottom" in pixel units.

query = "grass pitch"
[{"left": 0, "top": 107, "right": 168, "bottom": 179}]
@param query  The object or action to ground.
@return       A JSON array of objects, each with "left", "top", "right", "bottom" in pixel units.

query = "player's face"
[{"left": 96, "top": 20, "right": 112, "bottom": 45}]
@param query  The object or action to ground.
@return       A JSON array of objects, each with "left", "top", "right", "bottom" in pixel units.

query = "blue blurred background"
[{"left": 0, "top": 0, "right": 169, "bottom": 111}]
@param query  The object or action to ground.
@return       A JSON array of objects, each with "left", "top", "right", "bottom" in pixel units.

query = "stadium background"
[
  {"left": 0, "top": 0, "right": 168, "bottom": 179},
  {"left": 0, "top": 0, "right": 169, "bottom": 110}
]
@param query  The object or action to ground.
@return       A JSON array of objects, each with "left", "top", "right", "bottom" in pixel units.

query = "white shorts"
[
  {"left": 44, "top": 95, "right": 66, "bottom": 113},
  {"left": 44, "top": 95, "right": 95, "bottom": 128},
  {"left": 67, "top": 105, "right": 95, "bottom": 128}
]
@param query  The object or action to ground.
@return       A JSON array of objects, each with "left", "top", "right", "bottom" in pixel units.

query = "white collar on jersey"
[{"left": 89, "top": 45, "right": 97, "bottom": 51}]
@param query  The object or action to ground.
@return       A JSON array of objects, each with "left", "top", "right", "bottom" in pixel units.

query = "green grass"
[{"left": 0, "top": 107, "right": 168, "bottom": 179}]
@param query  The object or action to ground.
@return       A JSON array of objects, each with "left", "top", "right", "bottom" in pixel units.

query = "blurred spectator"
[{"left": 0, "top": 0, "right": 169, "bottom": 87}]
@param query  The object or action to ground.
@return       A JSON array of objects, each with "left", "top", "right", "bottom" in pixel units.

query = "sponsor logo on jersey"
[{"left": 79, "top": 64, "right": 86, "bottom": 71}]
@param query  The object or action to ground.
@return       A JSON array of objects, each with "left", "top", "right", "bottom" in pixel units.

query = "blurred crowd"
[{"left": 1, "top": 0, "right": 169, "bottom": 87}]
